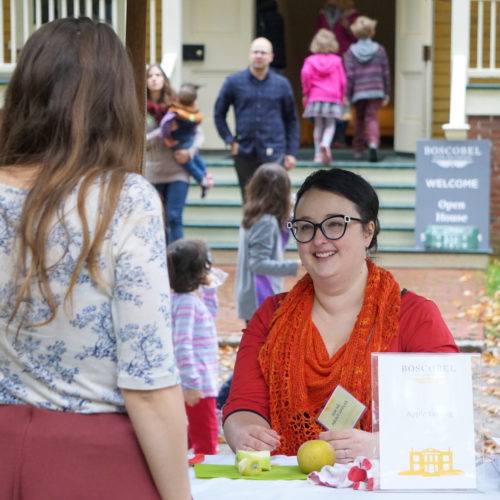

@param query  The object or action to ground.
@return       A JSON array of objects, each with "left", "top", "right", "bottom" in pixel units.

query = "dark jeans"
[
  {"left": 179, "top": 153, "right": 206, "bottom": 185},
  {"left": 173, "top": 136, "right": 206, "bottom": 185},
  {"left": 216, "top": 318, "right": 248, "bottom": 410},
  {"left": 233, "top": 153, "right": 260, "bottom": 200},
  {"left": 154, "top": 180, "right": 189, "bottom": 243},
  {"left": 216, "top": 376, "right": 233, "bottom": 410},
  {"left": 233, "top": 153, "right": 284, "bottom": 200}
]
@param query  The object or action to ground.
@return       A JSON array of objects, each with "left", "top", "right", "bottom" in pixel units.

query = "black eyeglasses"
[{"left": 287, "top": 215, "right": 364, "bottom": 243}]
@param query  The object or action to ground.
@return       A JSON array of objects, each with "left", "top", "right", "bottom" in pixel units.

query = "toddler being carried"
[{"left": 160, "top": 84, "right": 213, "bottom": 197}]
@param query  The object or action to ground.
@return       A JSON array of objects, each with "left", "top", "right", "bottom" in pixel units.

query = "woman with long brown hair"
[
  {"left": 144, "top": 64, "right": 204, "bottom": 242},
  {"left": 0, "top": 18, "right": 190, "bottom": 499}
]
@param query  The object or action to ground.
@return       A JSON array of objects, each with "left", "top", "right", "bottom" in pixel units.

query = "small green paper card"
[{"left": 317, "top": 384, "right": 366, "bottom": 430}]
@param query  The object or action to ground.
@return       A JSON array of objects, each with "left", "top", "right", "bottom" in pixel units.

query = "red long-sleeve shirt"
[{"left": 223, "top": 290, "right": 459, "bottom": 423}]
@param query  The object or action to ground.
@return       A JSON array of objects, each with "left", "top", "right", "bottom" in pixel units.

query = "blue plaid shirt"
[{"left": 214, "top": 68, "right": 299, "bottom": 163}]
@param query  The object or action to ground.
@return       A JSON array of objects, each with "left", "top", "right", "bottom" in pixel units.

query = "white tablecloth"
[{"left": 190, "top": 454, "right": 500, "bottom": 500}]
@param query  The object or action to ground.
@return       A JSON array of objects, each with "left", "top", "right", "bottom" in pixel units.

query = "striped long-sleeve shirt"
[
  {"left": 344, "top": 40, "right": 391, "bottom": 103},
  {"left": 171, "top": 287, "right": 219, "bottom": 397}
]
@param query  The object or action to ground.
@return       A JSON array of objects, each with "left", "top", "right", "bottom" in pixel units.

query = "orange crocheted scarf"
[{"left": 258, "top": 259, "right": 401, "bottom": 455}]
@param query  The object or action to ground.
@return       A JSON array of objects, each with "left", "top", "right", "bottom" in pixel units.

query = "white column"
[
  {"left": 161, "top": 0, "right": 182, "bottom": 90},
  {"left": 149, "top": 0, "right": 156, "bottom": 65},
  {"left": 442, "top": 0, "right": 471, "bottom": 140}
]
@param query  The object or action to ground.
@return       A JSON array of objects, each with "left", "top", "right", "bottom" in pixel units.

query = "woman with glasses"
[{"left": 222, "top": 168, "right": 458, "bottom": 463}]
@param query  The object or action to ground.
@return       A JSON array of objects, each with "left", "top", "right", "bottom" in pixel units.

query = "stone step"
[
  {"left": 184, "top": 202, "right": 416, "bottom": 225},
  {"left": 204, "top": 163, "right": 417, "bottom": 186},
  {"left": 184, "top": 224, "right": 416, "bottom": 247},
  {"left": 181, "top": 151, "right": 490, "bottom": 270},
  {"left": 187, "top": 183, "right": 416, "bottom": 205}
]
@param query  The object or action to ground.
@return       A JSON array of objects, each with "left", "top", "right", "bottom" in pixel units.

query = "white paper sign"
[{"left": 375, "top": 353, "right": 477, "bottom": 490}]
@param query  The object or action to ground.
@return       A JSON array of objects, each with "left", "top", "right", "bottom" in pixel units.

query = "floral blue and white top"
[{"left": 0, "top": 173, "right": 180, "bottom": 413}]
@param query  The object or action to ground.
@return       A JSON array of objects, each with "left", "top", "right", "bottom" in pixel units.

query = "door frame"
[{"left": 394, "top": 0, "right": 433, "bottom": 153}]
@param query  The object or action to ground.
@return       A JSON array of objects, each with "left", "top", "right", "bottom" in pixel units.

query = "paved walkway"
[{"left": 214, "top": 265, "right": 486, "bottom": 344}]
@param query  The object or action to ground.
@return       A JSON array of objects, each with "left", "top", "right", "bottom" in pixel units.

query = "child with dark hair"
[
  {"left": 160, "top": 84, "right": 213, "bottom": 197},
  {"left": 167, "top": 238, "right": 221, "bottom": 455}
]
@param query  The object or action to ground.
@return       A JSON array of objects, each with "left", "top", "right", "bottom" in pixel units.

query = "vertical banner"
[
  {"left": 374, "top": 353, "right": 477, "bottom": 490},
  {"left": 415, "top": 140, "right": 491, "bottom": 251}
]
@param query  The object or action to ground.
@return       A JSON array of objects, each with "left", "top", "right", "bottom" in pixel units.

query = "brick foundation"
[{"left": 468, "top": 116, "right": 500, "bottom": 256}]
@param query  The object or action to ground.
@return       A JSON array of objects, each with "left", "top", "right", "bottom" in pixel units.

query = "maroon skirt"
[{"left": 0, "top": 404, "right": 161, "bottom": 500}]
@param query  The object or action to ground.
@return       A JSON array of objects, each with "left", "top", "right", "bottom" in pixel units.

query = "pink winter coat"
[{"left": 300, "top": 53, "right": 346, "bottom": 107}]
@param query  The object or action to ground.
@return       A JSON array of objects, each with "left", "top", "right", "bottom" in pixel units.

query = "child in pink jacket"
[{"left": 301, "top": 28, "right": 346, "bottom": 166}]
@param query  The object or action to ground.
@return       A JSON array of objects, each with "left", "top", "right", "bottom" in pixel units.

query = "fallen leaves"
[
  {"left": 218, "top": 344, "right": 237, "bottom": 386},
  {"left": 454, "top": 275, "right": 499, "bottom": 343},
  {"left": 482, "top": 351, "right": 500, "bottom": 366}
]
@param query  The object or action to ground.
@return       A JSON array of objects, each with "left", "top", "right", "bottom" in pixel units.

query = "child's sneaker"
[
  {"left": 201, "top": 172, "right": 214, "bottom": 198},
  {"left": 313, "top": 154, "right": 322, "bottom": 163}
]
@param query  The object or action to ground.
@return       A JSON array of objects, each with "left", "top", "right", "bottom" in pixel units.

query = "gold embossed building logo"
[{"left": 398, "top": 448, "right": 464, "bottom": 477}]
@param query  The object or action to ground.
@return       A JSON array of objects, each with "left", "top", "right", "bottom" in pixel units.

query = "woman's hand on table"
[
  {"left": 318, "top": 429, "right": 379, "bottom": 464},
  {"left": 223, "top": 411, "right": 281, "bottom": 452},
  {"left": 235, "top": 424, "right": 280, "bottom": 451},
  {"left": 233, "top": 424, "right": 281, "bottom": 452}
]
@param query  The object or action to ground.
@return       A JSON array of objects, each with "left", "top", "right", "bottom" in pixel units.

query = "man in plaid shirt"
[{"left": 214, "top": 37, "right": 299, "bottom": 199}]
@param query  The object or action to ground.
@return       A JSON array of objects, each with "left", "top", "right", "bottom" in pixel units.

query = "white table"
[{"left": 190, "top": 454, "right": 499, "bottom": 500}]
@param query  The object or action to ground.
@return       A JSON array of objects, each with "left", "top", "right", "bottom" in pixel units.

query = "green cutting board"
[{"left": 194, "top": 463, "right": 307, "bottom": 480}]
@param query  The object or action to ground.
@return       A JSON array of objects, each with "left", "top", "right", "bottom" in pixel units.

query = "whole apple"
[{"left": 297, "top": 439, "right": 336, "bottom": 474}]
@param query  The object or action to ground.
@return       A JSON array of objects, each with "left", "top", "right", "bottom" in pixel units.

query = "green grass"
[{"left": 485, "top": 258, "right": 500, "bottom": 297}]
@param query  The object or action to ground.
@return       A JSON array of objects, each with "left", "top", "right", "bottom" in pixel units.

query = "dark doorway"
[{"left": 263, "top": 0, "right": 396, "bottom": 147}]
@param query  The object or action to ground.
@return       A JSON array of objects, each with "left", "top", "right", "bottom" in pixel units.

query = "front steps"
[{"left": 182, "top": 150, "right": 490, "bottom": 269}]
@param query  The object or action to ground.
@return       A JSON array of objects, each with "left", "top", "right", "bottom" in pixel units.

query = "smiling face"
[{"left": 294, "top": 189, "right": 374, "bottom": 284}]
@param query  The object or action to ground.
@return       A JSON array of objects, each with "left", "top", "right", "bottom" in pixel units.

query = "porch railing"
[
  {"left": 0, "top": 0, "right": 174, "bottom": 78},
  {"left": 1, "top": 1, "right": 499, "bottom": 82},
  {"left": 0, "top": 0, "right": 126, "bottom": 77},
  {"left": 469, "top": 0, "right": 500, "bottom": 77}
]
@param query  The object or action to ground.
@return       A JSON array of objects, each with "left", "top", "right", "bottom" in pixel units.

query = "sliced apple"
[
  {"left": 235, "top": 450, "right": 271, "bottom": 471},
  {"left": 237, "top": 457, "right": 262, "bottom": 476}
]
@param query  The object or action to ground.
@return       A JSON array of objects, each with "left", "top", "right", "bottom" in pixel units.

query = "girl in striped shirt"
[{"left": 167, "top": 239, "right": 220, "bottom": 454}]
